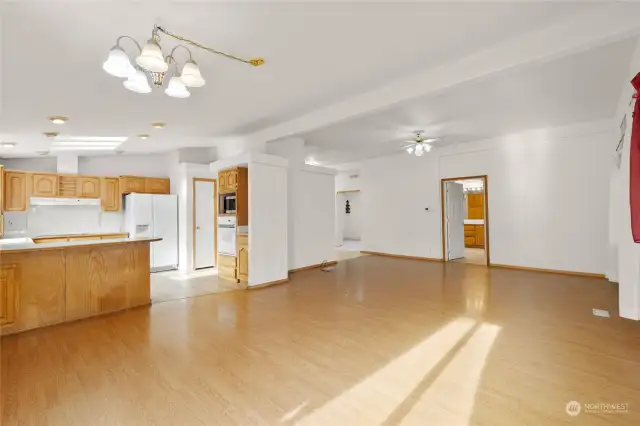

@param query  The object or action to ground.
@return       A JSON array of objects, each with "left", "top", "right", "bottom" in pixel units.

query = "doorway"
[
  {"left": 440, "top": 175, "right": 490, "bottom": 266},
  {"left": 193, "top": 178, "right": 217, "bottom": 270},
  {"left": 336, "top": 189, "right": 364, "bottom": 259}
]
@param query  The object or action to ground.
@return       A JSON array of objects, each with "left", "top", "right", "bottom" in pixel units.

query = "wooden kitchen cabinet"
[
  {"left": 218, "top": 169, "right": 238, "bottom": 194},
  {"left": 467, "top": 194, "right": 484, "bottom": 219},
  {"left": 101, "top": 178, "right": 120, "bottom": 212},
  {"left": 237, "top": 234, "right": 248, "bottom": 282},
  {"left": 476, "top": 225, "right": 485, "bottom": 247},
  {"left": 0, "top": 265, "right": 17, "bottom": 325},
  {"left": 4, "top": 171, "right": 28, "bottom": 212},
  {"left": 218, "top": 254, "right": 237, "bottom": 281},
  {"left": 145, "top": 178, "right": 170, "bottom": 194},
  {"left": 464, "top": 224, "right": 485, "bottom": 248},
  {"left": 119, "top": 176, "right": 146, "bottom": 194},
  {"left": 77, "top": 176, "right": 101, "bottom": 198},
  {"left": 32, "top": 173, "right": 58, "bottom": 197}
]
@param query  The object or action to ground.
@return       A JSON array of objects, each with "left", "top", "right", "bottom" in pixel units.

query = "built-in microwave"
[{"left": 220, "top": 193, "right": 236, "bottom": 214}]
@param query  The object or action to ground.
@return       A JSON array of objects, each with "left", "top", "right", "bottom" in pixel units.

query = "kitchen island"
[{"left": 0, "top": 237, "right": 160, "bottom": 335}]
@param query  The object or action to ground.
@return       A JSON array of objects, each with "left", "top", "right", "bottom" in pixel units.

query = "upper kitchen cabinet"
[
  {"left": 101, "top": 178, "right": 120, "bottom": 212},
  {"left": 77, "top": 176, "right": 101, "bottom": 198},
  {"left": 32, "top": 173, "right": 58, "bottom": 197},
  {"left": 218, "top": 168, "right": 238, "bottom": 193},
  {"left": 467, "top": 193, "right": 484, "bottom": 219},
  {"left": 119, "top": 176, "right": 146, "bottom": 194},
  {"left": 145, "top": 178, "right": 170, "bottom": 194},
  {"left": 4, "top": 171, "right": 27, "bottom": 212}
]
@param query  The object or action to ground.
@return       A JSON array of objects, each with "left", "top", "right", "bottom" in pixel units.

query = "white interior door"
[
  {"left": 445, "top": 182, "right": 465, "bottom": 260},
  {"left": 194, "top": 180, "right": 216, "bottom": 269}
]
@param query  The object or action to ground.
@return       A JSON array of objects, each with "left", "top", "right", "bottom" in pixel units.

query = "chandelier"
[{"left": 103, "top": 25, "right": 264, "bottom": 98}]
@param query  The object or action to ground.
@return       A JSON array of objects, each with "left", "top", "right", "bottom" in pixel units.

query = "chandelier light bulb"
[
  {"left": 103, "top": 46, "right": 135, "bottom": 78},
  {"left": 415, "top": 144, "right": 424, "bottom": 154},
  {"left": 406, "top": 146, "right": 414, "bottom": 154},
  {"left": 136, "top": 38, "right": 168, "bottom": 73},
  {"left": 180, "top": 60, "right": 206, "bottom": 87},
  {"left": 123, "top": 69, "right": 152, "bottom": 94},
  {"left": 424, "top": 144, "right": 432, "bottom": 152},
  {"left": 165, "top": 76, "right": 191, "bottom": 98}
]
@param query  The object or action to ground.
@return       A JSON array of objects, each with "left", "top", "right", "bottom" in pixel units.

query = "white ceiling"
[
  {"left": 0, "top": 1, "right": 593, "bottom": 157},
  {"left": 301, "top": 36, "right": 637, "bottom": 167}
]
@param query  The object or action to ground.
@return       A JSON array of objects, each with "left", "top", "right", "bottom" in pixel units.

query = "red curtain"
[{"left": 630, "top": 73, "right": 640, "bottom": 242}]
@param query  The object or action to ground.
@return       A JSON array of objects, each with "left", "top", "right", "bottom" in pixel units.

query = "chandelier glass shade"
[{"left": 103, "top": 25, "right": 264, "bottom": 98}]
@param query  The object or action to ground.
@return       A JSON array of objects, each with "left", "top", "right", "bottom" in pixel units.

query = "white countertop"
[
  {"left": 464, "top": 219, "right": 485, "bottom": 225},
  {"left": 0, "top": 237, "right": 161, "bottom": 254}
]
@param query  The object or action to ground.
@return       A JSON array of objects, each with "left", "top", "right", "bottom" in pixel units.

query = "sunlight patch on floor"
[
  {"left": 399, "top": 323, "right": 501, "bottom": 426},
  {"left": 292, "top": 318, "right": 476, "bottom": 426}
]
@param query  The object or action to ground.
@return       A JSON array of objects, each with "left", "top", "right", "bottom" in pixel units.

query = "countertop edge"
[{"left": 0, "top": 238, "right": 162, "bottom": 254}]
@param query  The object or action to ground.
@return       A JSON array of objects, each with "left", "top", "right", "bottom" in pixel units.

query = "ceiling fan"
[{"left": 404, "top": 131, "right": 436, "bottom": 157}]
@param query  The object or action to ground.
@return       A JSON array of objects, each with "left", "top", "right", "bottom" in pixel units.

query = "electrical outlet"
[{"left": 592, "top": 308, "right": 611, "bottom": 318}]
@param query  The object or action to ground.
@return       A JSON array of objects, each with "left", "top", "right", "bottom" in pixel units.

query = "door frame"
[
  {"left": 192, "top": 178, "right": 217, "bottom": 270},
  {"left": 440, "top": 175, "right": 491, "bottom": 266}
]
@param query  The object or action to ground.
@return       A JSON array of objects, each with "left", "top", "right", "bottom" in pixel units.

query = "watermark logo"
[
  {"left": 566, "top": 401, "right": 629, "bottom": 416},
  {"left": 566, "top": 401, "right": 581, "bottom": 416}
]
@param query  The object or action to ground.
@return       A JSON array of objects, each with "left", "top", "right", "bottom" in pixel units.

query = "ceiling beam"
[{"left": 246, "top": 4, "right": 640, "bottom": 144}]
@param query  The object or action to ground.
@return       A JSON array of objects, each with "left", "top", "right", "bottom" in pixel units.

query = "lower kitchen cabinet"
[
  {"left": 464, "top": 224, "right": 485, "bottom": 248},
  {"left": 218, "top": 254, "right": 237, "bottom": 281},
  {"left": 0, "top": 265, "right": 17, "bottom": 325},
  {"left": 237, "top": 234, "right": 248, "bottom": 282}
]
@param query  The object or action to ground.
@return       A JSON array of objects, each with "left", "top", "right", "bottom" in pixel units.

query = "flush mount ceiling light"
[
  {"left": 137, "top": 134, "right": 150, "bottom": 140},
  {"left": 43, "top": 131, "right": 59, "bottom": 138},
  {"left": 103, "top": 25, "right": 264, "bottom": 98},
  {"left": 404, "top": 131, "right": 436, "bottom": 157},
  {"left": 48, "top": 116, "right": 68, "bottom": 125},
  {"left": 1, "top": 142, "right": 16, "bottom": 149},
  {"left": 151, "top": 122, "right": 166, "bottom": 129}
]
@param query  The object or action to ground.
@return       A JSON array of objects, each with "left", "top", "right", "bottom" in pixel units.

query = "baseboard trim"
[
  {"left": 289, "top": 261, "right": 338, "bottom": 273},
  {"left": 360, "top": 251, "right": 442, "bottom": 262},
  {"left": 248, "top": 278, "right": 290, "bottom": 290},
  {"left": 491, "top": 263, "right": 605, "bottom": 279}
]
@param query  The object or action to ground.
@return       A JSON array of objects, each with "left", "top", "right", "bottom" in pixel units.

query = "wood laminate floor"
[{"left": 2, "top": 256, "right": 639, "bottom": 425}]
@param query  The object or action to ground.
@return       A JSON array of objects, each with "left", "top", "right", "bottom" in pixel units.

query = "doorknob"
[{"left": 196, "top": 226, "right": 201, "bottom": 230}]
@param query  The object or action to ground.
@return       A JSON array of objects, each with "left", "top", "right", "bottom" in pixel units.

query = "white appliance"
[
  {"left": 218, "top": 216, "right": 236, "bottom": 256},
  {"left": 124, "top": 194, "right": 178, "bottom": 272},
  {"left": 194, "top": 180, "right": 216, "bottom": 269},
  {"left": 30, "top": 197, "right": 101, "bottom": 206}
]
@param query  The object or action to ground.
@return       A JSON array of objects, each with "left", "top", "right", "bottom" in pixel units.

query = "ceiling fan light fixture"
[
  {"left": 180, "top": 60, "right": 205, "bottom": 87},
  {"left": 406, "top": 146, "right": 414, "bottom": 154},
  {"left": 424, "top": 144, "right": 432, "bottom": 153},
  {"left": 103, "top": 46, "right": 135, "bottom": 78},
  {"left": 136, "top": 38, "right": 168, "bottom": 73}
]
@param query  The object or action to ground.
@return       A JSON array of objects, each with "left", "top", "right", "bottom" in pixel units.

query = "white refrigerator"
[{"left": 124, "top": 193, "right": 178, "bottom": 272}]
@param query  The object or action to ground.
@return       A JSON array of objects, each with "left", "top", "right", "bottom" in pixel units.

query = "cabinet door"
[
  {"left": 32, "top": 173, "right": 58, "bottom": 197},
  {"left": 467, "top": 194, "right": 484, "bottom": 219},
  {"left": 476, "top": 225, "right": 485, "bottom": 247},
  {"left": 120, "top": 176, "right": 146, "bottom": 194},
  {"left": 218, "top": 172, "right": 227, "bottom": 193},
  {"left": 77, "top": 177, "right": 101, "bottom": 198},
  {"left": 237, "top": 245, "right": 249, "bottom": 282},
  {"left": 227, "top": 170, "right": 237, "bottom": 191},
  {"left": 0, "top": 265, "right": 17, "bottom": 325},
  {"left": 4, "top": 171, "right": 27, "bottom": 212},
  {"left": 145, "top": 178, "right": 170, "bottom": 194},
  {"left": 101, "top": 178, "right": 120, "bottom": 212}
]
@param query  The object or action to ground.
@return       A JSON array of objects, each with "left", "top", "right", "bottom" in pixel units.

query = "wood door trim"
[
  {"left": 440, "top": 175, "right": 491, "bottom": 267},
  {"left": 192, "top": 178, "right": 217, "bottom": 271}
]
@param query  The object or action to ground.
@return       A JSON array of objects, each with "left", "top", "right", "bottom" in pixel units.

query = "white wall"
[
  {"left": 78, "top": 154, "right": 172, "bottom": 177},
  {"left": 0, "top": 158, "right": 57, "bottom": 172},
  {"left": 335, "top": 170, "right": 361, "bottom": 192},
  {"left": 361, "top": 120, "right": 612, "bottom": 274},
  {"left": 248, "top": 159, "right": 288, "bottom": 286},
  {"left": 610, "top": 36, "right": 640, "bottom": 320}
]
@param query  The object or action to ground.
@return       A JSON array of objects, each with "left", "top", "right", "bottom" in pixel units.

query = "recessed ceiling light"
[
  {"left": 36, "top": 150, "right": 50, "bottom": 156},
  {"left": 137, "top": 134, "right": 150, "bottom": 139},
  {"left": 151, "top": 122, "right": 166, "bottom": 129},
  {"left": 1, "top": 143, "right": 16, "bottom": 149},
  {"left": 48, "top": 116, "right": 69, "bottom": 125},
  {"left": 44, "top": 132, "right": 59, "bottom": 138}
]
